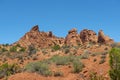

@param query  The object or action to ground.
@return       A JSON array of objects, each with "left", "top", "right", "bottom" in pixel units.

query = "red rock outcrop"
[
  {"left": 80, "top": 29, "right": 98, "bottom": 44},
  {"left": 65, "top": 28, "right": 82, "bottom": 46},
  {"left": 15, "top": 26, "right": 114, "bottom": 48},
  {"left": 15, "top": 25, "right": 64, "bottom": 48},
  {"left": 98, "top": 30, "right": 114, "bottom": 44}
]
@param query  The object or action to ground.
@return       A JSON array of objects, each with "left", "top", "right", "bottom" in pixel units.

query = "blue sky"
[{"left": 0, "top": 0, "right": 120, "bottom": 44}]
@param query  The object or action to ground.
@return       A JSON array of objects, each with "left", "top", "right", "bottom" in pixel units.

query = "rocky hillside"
[
  {"left": 15, "top": 25, "right": 114, "bottom": 48},
  {"left": 0, "top": 25, "right": 118, "bottom": 80}
]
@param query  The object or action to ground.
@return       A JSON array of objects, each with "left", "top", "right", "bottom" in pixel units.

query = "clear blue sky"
[{"left": 0, "top": 0, "right": 120, "bottom": 44}]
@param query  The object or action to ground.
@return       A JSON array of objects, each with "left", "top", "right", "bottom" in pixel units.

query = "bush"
[
  {"left": 19, "top": 47, "right": 26, "bottom": 52},
  {"left": 50, "top": 55, "right": 70, "bottom": 65},
  {"left": 2, "top": 44, "right": 9, "bottom": 46},
  {"left": 25, "top": 61, "right": 52, "bottom": 76},
  {"left": 109, "top": 48, "right": 120, "bottom": 80},
  {"left": 62, "top": 45, "right": 70, "bottom": 54},
  {"left": 52, "top": 45, "right": 60, "bottom": 51},
  {"left": 16, "top": 44, "right": 21, "bottom": 47},
  {"left": 10, "top": 46, "right": 17, "bottom": 52},
  {"left": 0, "top": 63, "right": 21, "bottom": 78},
  {"left": 73, "top": 60, "right": 84, "bottom": 73},
  {"left": 28, "top": 45, "right": 37, "bottom": 55},
  {"left": 1, "top": 48, "right": 8, "bottom": 52},
  {"left": 64, "top": 48, "right": 70, "bottom": 54}
]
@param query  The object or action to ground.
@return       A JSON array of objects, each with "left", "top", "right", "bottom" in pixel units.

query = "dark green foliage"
[
  {"left": 2, "top": 44, "right": 9, "bottom": 46},
  {"left": 0, "top": 63, "right": 21, "bottom": 78},
  {"left": 109, "top": 48, "right": 120, "bottom": 80},
  {"left": 1, "top": 48, "right": 8, "bottom": 52},
  {"left": 52, "top": 45, "right": 60, "bottom": 51},
  {"left": 19, "top": 47, "right": 26, "bottom": 52},
  {"left": 10, "top": 46, "right": 17, "bottom": 52},
  {"left": 16, "top": 44, "right": 21, "bottom": 47}
]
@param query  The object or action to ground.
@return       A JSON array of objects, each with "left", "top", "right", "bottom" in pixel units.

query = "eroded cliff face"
[{"left": 15, "top": 25, "right": 114, "bottom": 48}]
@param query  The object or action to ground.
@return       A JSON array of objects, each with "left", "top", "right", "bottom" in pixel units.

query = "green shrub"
[
  {"left": 109, "top": 48, "right": 120, "bottom": 80},
  {"left": 1, "top": 48, "right": 8, "bottom": 52},
  {"left": 10, "top": 46, "right": 17, "bottom": 52},
  {"left": 52, "top": 45, "right": 60, "bottom": 51},
  {"left": 25, "top": 61, "right": 52, "bottom": 76},
  {"left": 28, "top": 45, "right": 37, "bottom": 55},
  {"left": 2, "top": 44, "right": 9, "bottom": 46},
  {"left": 50, "top": 55, "right": 70, "bottom": 65},
  {"left": 73, "top": 60, "right": 84, "bottom": 73},
  {"left": 62, "top": 45, "right": 70, "bottom": 54},
  {"left": 19, "top": 47, "right": 26, "bottom": 52},
  {"left": 0, "top": 63, "right": 21, "bottom": 78},
  {"left": 16, "top": 44, "right": 21, "bottom": 47}
]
